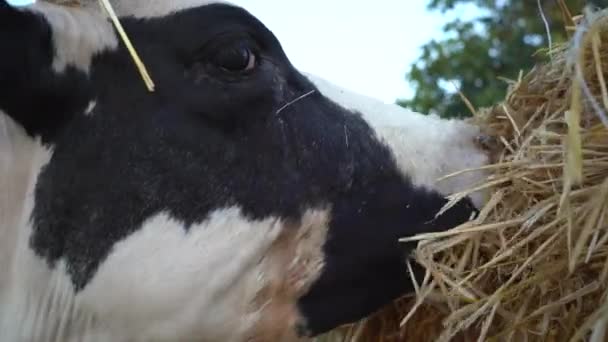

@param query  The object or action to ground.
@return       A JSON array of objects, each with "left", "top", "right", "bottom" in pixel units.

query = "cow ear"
[
  {"left": 0, "top": 2, "right": 90, "bottom": 142},
  {"left": 1, "top": 3, "right": 51, "bottom": 139},
  {"left": 0, "top": 0, "right": 16, "bottom": 22},
  {"left": 0, "top": 0, "right": 29, "bottom": 25}
]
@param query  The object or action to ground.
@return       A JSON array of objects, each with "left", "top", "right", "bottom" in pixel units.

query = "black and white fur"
[{"left": 0, "top": 0, "right": 489, "bottom": 340}]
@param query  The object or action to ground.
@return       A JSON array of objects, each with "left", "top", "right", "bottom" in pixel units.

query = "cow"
[{"left": 0, "top": 0, "right": 490, "bottom": 341}]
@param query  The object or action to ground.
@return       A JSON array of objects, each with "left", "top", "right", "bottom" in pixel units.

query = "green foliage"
[{"left": 399, "top": 0, "right": 608, "bottom": 118}]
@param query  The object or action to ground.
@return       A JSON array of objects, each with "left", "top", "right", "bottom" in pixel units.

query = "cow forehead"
[
  {"left": 81, "top": 0, "right": 233, "bottom": 18},
  {"left": 24, "top": 0, "right": 246, "bottom": 74}
]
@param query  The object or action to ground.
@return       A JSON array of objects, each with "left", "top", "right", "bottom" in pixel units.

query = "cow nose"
[{"left": 475, "top": 133, "right": 499, "bottom": 152}]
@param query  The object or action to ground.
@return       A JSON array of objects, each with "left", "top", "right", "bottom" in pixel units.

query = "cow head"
[{"left": 0, "top": 0, "right": 489, "bottom": 340}]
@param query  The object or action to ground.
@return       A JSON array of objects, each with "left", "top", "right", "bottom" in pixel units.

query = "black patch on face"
[{"left": 0, "top": 1, "right": 478, "bottom": 335}]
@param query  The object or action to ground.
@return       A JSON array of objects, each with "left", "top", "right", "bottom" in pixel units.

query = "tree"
[{"left": 399, "top": 0, "right": 608, "bottom": 118}]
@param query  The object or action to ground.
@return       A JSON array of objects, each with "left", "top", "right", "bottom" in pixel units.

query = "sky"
[
  {"left": 235, "top": 1, "right": 481, "bottom": 103},
  {"left": 7, "top": 0, "right": 480, "bottom": 104}
]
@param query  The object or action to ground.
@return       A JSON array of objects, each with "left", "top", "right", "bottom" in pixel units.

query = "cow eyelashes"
[{"left": 208, "top": 41, "right": 257, "bottom": 73}]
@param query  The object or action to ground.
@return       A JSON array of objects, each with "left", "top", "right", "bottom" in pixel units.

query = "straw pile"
[{"left": 323, "top": 4, "right": 608, "bottom": 342}]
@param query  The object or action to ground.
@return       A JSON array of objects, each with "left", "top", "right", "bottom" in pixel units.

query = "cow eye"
[{"left": 210, "top": 43, "right": 256, "bottom": 72}]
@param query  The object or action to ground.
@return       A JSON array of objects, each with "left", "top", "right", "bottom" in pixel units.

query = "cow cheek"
[{"left": 247, "top": 209, "right": 329, "bottom": 342}]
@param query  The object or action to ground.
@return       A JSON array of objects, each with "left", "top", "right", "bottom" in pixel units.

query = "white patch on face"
[
  {"left": 0, "top": 113, "right": 71, "bottom": 341},
  {"left": 0, "top": 113, "right": 53, "bottom": 295},
  {"left": 27, "top": 2, "right": 118, "bottom": 74},
  {"left": 78, "top": 207, "right": 329, "bottom": 341},
  {"left": 81, "top": 0, "right": 231, "bottom": 19},
  {"left": 84, "top": 101, "right": 97, "bottom": 116},
  {"left": 305, "top": 74, "right": 490, "bottom": 208},
  {"left": 0, "top": 259, "right": 95, "bottom": 342}
]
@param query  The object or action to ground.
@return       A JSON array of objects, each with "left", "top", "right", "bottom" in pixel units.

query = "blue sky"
[{"left": 7, "top": 0, "right": 480, "bottom": 103}]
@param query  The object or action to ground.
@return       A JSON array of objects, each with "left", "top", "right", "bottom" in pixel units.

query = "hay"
[{"left": 326, "top": 4, "right": 608, "bottom": 342}]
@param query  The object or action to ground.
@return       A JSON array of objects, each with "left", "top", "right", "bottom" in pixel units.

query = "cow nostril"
[
  {"left": 474, "top": 134, "right": 499, "bottom": 152},
  {"left": 293, "top": 321, "right": 311, "bottom": 337}
]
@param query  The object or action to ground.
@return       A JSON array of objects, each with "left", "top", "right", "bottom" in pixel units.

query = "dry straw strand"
[
  {"left": 42, "top": 0, "right": 156, "bottom": 92},
  {"left": 97, "top": 0, "right": 155, "bottom": 92}
]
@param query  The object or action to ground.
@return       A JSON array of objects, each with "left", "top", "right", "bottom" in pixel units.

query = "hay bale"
[{"left": 326, "top": 4, "right": 608, "bottom": 342}]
